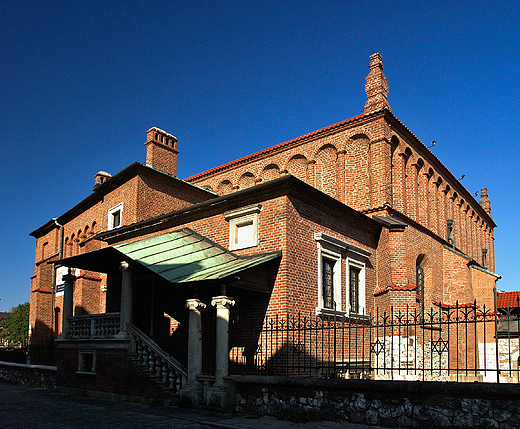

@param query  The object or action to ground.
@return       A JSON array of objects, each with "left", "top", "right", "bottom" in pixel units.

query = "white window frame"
[
  {"left": 315, "top": 233, "right": 345, "bottom": 316},
  {"left": 314, "top": 233, "right": 370, "bottom": 318},
  {"left": 225, "top": 204, "right": 262, "bottom": 250},
  {"left": 108, "top": 203, "right": 123, "bottom": 230},
  {"left": 347, "top": 253, "right": 367, "bottom": 316}
]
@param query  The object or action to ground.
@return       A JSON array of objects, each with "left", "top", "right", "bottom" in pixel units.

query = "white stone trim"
[
  {"left": 225, "top": 204, "right": 262, "bottom": 251},
  {"left": 108, "top": 203, "right": 123, "bottom": 230}
]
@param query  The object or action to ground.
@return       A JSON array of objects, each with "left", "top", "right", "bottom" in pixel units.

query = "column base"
[
  {"left": 180, "top": 381, "right": 203, "bottom": 405},
  {"left": 205, "top": 383, "right": 230, "bottom": 410}
]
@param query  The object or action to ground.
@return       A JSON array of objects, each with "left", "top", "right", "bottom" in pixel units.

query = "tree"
[{"left": 1, "top": 302, "right": 30, "bottom": 346}]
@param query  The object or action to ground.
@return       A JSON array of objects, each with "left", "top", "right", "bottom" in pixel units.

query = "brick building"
[{"left": 28, "top": 53, "right": 500, "bottom": 403}]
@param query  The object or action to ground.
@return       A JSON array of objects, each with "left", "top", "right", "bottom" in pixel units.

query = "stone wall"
[
  {"left": 0, "top": 361, "right": 57, "bottom": 390},
  {"left": 232, "top": 375, "right": 520, "bottom": 428}
]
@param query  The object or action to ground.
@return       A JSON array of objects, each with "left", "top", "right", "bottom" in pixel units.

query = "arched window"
[{"left": 416, "top": 255, "right": 425, "bottom": 319}]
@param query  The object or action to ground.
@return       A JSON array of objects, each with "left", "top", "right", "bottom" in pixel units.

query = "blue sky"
[{"left": 1, "top": 0, "right": 519, "bottom": 311}]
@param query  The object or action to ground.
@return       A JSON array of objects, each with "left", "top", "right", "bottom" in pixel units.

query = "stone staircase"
[{"left": 126, "top": 323, "right": 187, "bottom": 400}]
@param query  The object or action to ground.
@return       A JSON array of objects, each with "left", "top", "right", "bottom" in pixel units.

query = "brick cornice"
[{"left": 185, "top": 112, "right": 390, "bottom": 182}]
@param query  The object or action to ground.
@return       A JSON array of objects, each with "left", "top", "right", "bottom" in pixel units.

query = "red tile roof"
[
  {"left": 185, "top": 114, "right": 364, "bottom": 181},
  {"left": 497, "top": 291, "right": 520, "bottom": 309}
]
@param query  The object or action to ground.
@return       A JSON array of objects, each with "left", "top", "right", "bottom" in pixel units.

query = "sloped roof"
[
  {"left": 497, "top": 291, "right": 520, "bottom": 309},
  {"left": 54, "top": 228, "right": 281, "bottom": 285},
  {"left": 113, "top": 228, "right": 281, "bottom": 283}
]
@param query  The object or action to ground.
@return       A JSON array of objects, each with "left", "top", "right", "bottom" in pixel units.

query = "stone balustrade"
[
  {"left": 126, "top": 323, "right": 187, "bottom": 395},
  {"left": 68, "top": 313, "right": 120, "bottom": 339}
]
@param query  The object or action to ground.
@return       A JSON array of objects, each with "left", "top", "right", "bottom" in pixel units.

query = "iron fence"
[{"left": 229, "top": 302, "right": 520, "bottom": 383}]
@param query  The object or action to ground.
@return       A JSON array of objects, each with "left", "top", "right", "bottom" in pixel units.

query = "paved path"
[{"left": 0, "top": 382, "right": 394, "bottom": 429}]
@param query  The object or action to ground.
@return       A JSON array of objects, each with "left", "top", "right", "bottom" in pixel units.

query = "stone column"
[
  {"left": 118, "top": 261, "right": 133, "bottom": 337},
  {"left": 180, "top": 298, "right": 206, "bottom": 405},
  {"left": 211, "top": 295, "right": 235, "bottom": 386},
  {"left": 61, "top": 270, "right": 76, "bottom": 338},
  {"left": 206, "top": 294, "right": 235, "bottom": 409}
]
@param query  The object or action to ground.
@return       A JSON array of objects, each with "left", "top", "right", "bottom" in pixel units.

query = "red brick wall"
[{"left": 56, "top": 347, "right": 168, "bottom": 399}]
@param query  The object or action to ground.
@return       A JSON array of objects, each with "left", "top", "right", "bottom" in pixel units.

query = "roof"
[
  {"left": 96, "top": 175, "right": 382, "bottom": 243},
  {"left": 54, "top": 228, "right": 281, "bottom": 285},
  {"left": 30, "top": 162, "right": 216, "bottom": 238},
  {"left": 497, "top": 291, "right": 520, "bottom": 309},
  {"left": 185, "top": 109, "right": 495, "bottom": 229},
  {"left": 184, "top": 114, "right": 364, "bottom": 181}
]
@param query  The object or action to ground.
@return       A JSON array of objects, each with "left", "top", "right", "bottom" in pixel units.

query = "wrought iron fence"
[{"left": 229, "top": 302, "right": 520, "bottom": 383}]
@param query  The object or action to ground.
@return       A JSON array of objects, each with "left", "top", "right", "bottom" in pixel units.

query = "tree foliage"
[{"left": 1, "top": 302, "right": 30, "bottom": 346}]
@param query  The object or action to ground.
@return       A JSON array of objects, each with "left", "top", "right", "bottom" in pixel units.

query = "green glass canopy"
[{"left": 55, "top": 228, "right": 281, "bottom": 285}]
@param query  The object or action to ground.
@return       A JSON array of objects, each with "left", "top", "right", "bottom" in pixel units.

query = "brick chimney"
[
  {"left": 364, "top": 53, "right": 391, "bottom": 115},
  {"left": 93, "top": 171, "right": 112, "bottom": 188},
  {"left": 479, "top": 187, "right": 492, "bottom": 216},
  {"left": 145, "top": 127, "right": 179, "bottom": 176}
]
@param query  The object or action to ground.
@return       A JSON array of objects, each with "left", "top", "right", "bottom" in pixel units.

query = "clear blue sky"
[{"left": 1, "top": 0, "right": 519, "bottom": 311}]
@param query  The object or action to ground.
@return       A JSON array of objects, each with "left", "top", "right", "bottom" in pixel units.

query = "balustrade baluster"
[
  {"left": 137, "top": 340, "right": 144, "bottom": 363},
  {"left": 162, "top": 362, "right": 168, "bottom": 384},
  {"left": 142, "top": 346, "right": 149, "bottom": 368},
  {"left": 169, "top": 370, "right": 175, "bottom": 390},
  {"left": 175, "top": 375, "right": 181, "bottom": 394},
  {"left": 148, "top": 350, "right": 155, "bottom": 372},
  {"left": 155, "top": 355, "right": 162, "bottom": 378}
]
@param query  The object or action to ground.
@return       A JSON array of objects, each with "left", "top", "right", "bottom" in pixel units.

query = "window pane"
[
  {"left": 349, "top": 267, "right": 360, "bottom": 313},
  {"left": 236, "top": 220, "right": 254, "bottom": 244},
  {"left": 323, "top": 259, "right": 334, "bottom": 309},
  {"left": 112, "top": 210, "right": 121, "bottom": 228}
]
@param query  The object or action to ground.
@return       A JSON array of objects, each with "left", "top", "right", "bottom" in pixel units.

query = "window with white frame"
[
  {"left": 347, "top": 254, "right": 367, "bottom": 315},
  {"left": 315, "top": 233, "right": 370, "bottom": 317},
  {"left": 315, "top": 233, "right": 344, "bottom": 314},
  {"left": 108, "top": 203, "right": 123, "bottom": 230},
  {"left": 224, "top": 204, "right": 262, "bottom": 250}
]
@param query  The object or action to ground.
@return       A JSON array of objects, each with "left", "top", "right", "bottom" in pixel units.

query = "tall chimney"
[
  {"left": 364, "top": 53, "right": 391, "bottom": 115},
  {"left": 145, "top": 127, "right": 179, "bottom": 176}
]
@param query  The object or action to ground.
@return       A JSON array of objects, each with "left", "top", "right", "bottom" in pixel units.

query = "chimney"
[
  {"left": 93, "top": 171, "right": 112, "bottom": 188},
  {"left": 479, "top": 187, "right": 492, "bottom": 216},
  {"left": 145, "top": 127, "right": 179, "bottom": 176},
  {"left": 364, "top": 53, "right": 391, "bottom": 115}
]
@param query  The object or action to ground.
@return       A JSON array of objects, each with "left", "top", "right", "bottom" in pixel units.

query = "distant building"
[{"left": 28, "top": 54, "right": 500, "bottom": 403}]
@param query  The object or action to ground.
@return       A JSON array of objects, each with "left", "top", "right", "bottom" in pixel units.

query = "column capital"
[
  {"left": 211, "top": 296, "right": 235, "bottom": 309},
  {"left": 120, "top": 260, "right": 131, "bottom": 271},
  {"left": 186, "top": 298, "right": 207, "bottom": 311},
  {"left": 62, "top": 272, "right": 76, "bottom": 283}
]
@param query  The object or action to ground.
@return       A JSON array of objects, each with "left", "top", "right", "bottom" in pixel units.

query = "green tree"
[{"left": 1, "top": 302, "right": 30, "bottom": 346}]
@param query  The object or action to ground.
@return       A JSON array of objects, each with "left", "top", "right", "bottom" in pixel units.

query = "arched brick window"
[
  {"left": 238, "top": 172, "right": 255, "bottom": 190},
  {"left": 286, "top": 155, "right": 308, "bottom": 181},
  {"left": 217, "top": 180, "right": 233, "bottom": 195}
]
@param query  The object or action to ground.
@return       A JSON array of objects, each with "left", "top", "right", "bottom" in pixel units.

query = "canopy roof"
[{"left": 55, "top": 228, "right": 281, "bottom": 285}]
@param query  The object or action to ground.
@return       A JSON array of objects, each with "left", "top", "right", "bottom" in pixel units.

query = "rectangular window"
[
  {"left": 315, "top": 233, "right": 370, "bottom": 318},
  {"left": 349, "top": 266, "right": 360, "bottom": 314},
  {"left": 112, "top": 210, "right": 121, "bottom": 228},
  {"left": 108, "top": 203, "right": 123, "bottom": 230},
  {"left": 347, "top": 257, "right": 366, "bottom": 315},
  {"left": 77, "top": 350, "right": 96, "bottom": 374},
  {"left": 225, "top": 204, "right": 262, "bottom": 251},
  {"left": 315, "top": 233, "right": 344, "bottom": 315},
  {"left": 322, "top": 258, "right": 335, "bottom": 309}
]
